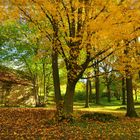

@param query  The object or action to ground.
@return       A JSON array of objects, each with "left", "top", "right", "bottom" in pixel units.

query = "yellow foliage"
[{"left": 2, "top": 0, "right": 140, "bottom": 79}]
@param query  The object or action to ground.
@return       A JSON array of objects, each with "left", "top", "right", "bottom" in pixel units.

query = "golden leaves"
[
  {"left": 0, "top": 108, "right": 140, "bottom": 139},
  {"left": 3, "top": 0, "right": 140, "bottom": 79}
]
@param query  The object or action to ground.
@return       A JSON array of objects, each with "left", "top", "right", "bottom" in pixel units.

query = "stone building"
[{"left": 0, "top": 66, "right": 35, "bottom": 107}]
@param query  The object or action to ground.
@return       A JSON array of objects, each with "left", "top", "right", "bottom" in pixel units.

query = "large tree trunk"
[
  {"left": 124, "top": 42, "right": 138, "bottom": 117},
  {"left": 125, "top": 76, "right": 138, "bottom": 117},
  {"left": 52, "top": 50, "right": 63, "bottom": 121},
  {"left": 122, "top": 77, "right": 126, "bottom": 105},
  {"left": 63, "top": 81, "right": 76, "bottom": 115},
  {"left": 52, "top": 51, "right": 62, "bottom": 104},
  {"left": 51, "top": 21, "right": 62, "bottom": 108}
]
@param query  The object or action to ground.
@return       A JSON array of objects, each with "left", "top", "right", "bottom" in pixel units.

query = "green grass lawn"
[
  {"left": 73, "top": 97, "right": 140, "bottom": 118},
  {"left": 46, "top": 95, "right": 140, "bottom": 116}
]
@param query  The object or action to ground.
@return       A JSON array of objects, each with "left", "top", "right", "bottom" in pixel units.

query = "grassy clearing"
[
  {"left": 73, "top": 96, "right": 140, "bottom": 116},
  {"left": 0, "top": 108, "right": 140, "bottom": 140}
]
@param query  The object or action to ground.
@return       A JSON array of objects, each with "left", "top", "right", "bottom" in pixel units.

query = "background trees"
[{"left": 0, "top": 21, "right": 53, "bottom": 107}]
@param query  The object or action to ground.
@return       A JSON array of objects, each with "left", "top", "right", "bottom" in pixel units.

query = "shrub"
[
  {"left": 74, "top": 91, "right": 85, "bottom": 101},
  {"left": 74, "top": 91, "right": 95, "bottom": 101},
  {"left": 81, "top": 112, "right": 118, "bottom": 122}
]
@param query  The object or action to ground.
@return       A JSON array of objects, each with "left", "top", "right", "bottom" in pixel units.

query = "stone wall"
[{"left": 0, "top": 81, "right": 35, "bottom": 107}]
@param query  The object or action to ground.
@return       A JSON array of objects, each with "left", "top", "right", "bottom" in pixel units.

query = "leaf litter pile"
[{"left": 0, "top": 108, "right": 140, "bottom": 140}]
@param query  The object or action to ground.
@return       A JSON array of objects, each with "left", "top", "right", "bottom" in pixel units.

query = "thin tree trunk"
[
  {"left": 43, "top": 62, "right": 46, "bottom": 103},
  {"left": 134, "top": 90, "right": 137, "bottom": 101},
  {"left": 89, "top": 80, "right": 92, "bottom": 102},
  {"left": 122, "top": 77, "right": 126, "bottom": 105},
  {"left": 85, "top": 79, "right": 89, "bottom": 108},
  {"left": 95, "top": 61, "right": 100, "bottom": 104},
  {"left": 95, "top": 73, "right": 100, "bottom": 104},
  {"left": 42, "top": 60, "right": 48, "bottom": 104},
  {"left": 125, "top": 76, "right": 138, "bottom": 117},
  {"left": 107, "top": 83, "right": 111, "bottom": 102}
]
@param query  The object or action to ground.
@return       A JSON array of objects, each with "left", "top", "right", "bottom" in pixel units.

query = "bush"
[
  {"left": 134, "top": 102, "right": 140, "bottom": 105},
  {"left": 74, "top": 91, "right": 85, "bottom": 101},
  {"left": 81, "top": 112, "right": 118, "bottom": 122},
  {"left": 74, "top": 91, "right": 95, "bottom": 102}
]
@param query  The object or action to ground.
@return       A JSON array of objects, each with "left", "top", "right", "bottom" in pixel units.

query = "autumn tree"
[
  {"left": 5, "top": 0, "right": 140, "bottom": 117},
  {"left": 113, "top": 38, "right": 140, "bottom": 117},
  {"left": 124, "top": 41, "right": 138, "bottom": 117}
]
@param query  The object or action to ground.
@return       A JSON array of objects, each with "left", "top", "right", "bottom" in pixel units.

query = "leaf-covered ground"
[{"left": 0, "top": 108, "right": 140, "bottom": 140}]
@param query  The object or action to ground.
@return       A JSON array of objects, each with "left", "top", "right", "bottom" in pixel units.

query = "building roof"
[{"left": 0, "top": 65, "right": 32, "bottom": 86}]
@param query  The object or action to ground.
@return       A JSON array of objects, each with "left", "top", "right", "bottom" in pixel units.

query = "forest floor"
[{"left": 0, "top": 107, "right": 140, "bottom": 140}]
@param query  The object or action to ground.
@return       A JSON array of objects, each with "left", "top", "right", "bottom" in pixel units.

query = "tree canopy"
[{"left": 0, "top": 0, "right": 140, "bottom": 117}]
